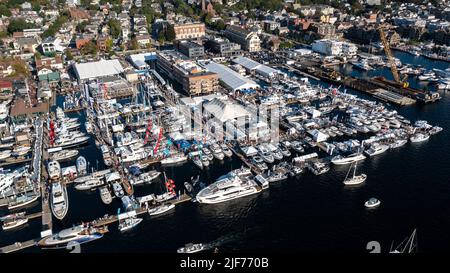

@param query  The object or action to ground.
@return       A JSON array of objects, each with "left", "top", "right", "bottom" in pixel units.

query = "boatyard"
[{"left": 0, "top": 0, "right": 449, "bottom": 255}]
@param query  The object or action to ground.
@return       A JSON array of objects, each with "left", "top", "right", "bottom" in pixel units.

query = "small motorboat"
[
  {"left": 365, "top": 198, "right": 381, "bottom": 208},
  {"left": 220, "top": 144, "right": 233, "bottom": 157},
  {"left": 148, "top": 204, "right": 175, "bottom": 216},
  {"left": 177, "top": 243, "right": 205, "bottom": 253},
  {"left": 1, "top": 213, "right": 28, "bottom": 230}
]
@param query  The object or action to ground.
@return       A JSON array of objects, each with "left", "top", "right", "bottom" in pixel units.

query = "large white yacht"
[
  {"left": 331, "top": 153, "right": 366, "bottom": 165},
  {"left": 51, "top": 182, "right": 69, "bottom": 220},
  {"left": 196, "top": 171, "right": 261, "bottom": 204},
  {"left": 364, "top": 143, "right": 389, "bottom": 157},
  {"left": 38, "top": 224, "right": 104, "bottom": 249}
]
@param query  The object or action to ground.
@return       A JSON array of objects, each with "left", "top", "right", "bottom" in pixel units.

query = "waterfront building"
[
  {"left": 205, "top": 37, "right": 241, "bottom": 57},
  {"left": 156, "top": 50, "right": 218, "bottom": 96},
  {"left": 176, "top": 40, "right": 205, "bottom": 58},
  {"left": 224, "top": 25, "right": 261, "bottom": 52}
]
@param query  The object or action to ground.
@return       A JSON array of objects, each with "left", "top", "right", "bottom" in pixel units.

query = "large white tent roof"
[
  {"left": 74, "top": 59, "right": 124, "bottom": 80},
  {"left": 203, "top": 98, "right": 250, "bottom": 123},
  {"left": 204, "top": 62, "right": 259, "bottom": 91}
]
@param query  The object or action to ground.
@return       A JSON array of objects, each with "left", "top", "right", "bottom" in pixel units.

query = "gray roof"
[
  {"left": 74, "top": 59, "right": 124, "bottom": 80},
  {"left": 232, "top": 56, "right": 279, "bottom": 77},
  {"left": 204, "top": 62, "right": 259, "bottom": 91}
]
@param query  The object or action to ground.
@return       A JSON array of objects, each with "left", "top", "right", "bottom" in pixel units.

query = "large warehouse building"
[
  {"left": 74, "top": 59, "right": 124, "bottom": 82},
  {"left": 203, "top": 61, "right": 260, "bottom": 92}
]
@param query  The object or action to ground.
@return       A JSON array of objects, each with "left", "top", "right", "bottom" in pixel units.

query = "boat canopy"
[
  {"left": 241, "top": 146, "right": 258, "bottom": 157},
  {"left": 105, "top": 172, "right": 121, "bottom": 182},
  {"left": 117, "top": 210, "right": 137, "bottom": 220}
]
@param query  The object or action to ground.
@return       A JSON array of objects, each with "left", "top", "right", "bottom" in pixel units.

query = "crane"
[{"left": 378, "top": 25, "right": 409, "bottom": 88}]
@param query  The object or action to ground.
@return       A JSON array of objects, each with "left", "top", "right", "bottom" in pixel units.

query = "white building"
[
  {"left": 311, "top": 39, "right": 358, "bottom": 56},
  {"left": 74, "top": 59, "right": 124, "bottom": 82},
  {"left": 203, "top": 61, "right": 260, "bottom": 91}
]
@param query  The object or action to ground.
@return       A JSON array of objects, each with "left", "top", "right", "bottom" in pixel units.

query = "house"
[
  {"left": 35, "top": 55, "right": 64, "bottom": 71},
  {"left": 41, "top": 37, "right": 65, "bottom": 55},
  {"left": 0, "top": 64, "right": 14, "bottom": 77},
  {"left": 0, "top": 80, "right": 13, "bottom": 93},
  {"left": 136, "top": 35, "right": 151, "bottom": 47},
  {"left": 97, "top": 35, "right": 110, "bottom": 51},
  {"left": 15, "top": 37, "right": 39, "bottom": 53},
  {"left": 224, "top": 25, "right": 261, "bottom": 52}
]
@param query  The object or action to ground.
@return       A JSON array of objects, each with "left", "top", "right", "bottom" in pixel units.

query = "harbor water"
[{"left": 1, "top": 53, "right": 450, "bottom": 253}]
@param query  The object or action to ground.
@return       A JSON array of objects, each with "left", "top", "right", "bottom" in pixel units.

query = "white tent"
[
  {"left": 308, "top": 129, "right": 329, "bottom": 142},
  {"left": 241, "top": 146, "right": 258, "bottom": 157},
  {"left": 105, "top": 172, "right": 121, "bottom": 182}
]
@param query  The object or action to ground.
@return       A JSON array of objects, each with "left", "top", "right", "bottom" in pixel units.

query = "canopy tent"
[{"left": 241, "top": 146, "right": 258, "bottom": 157}]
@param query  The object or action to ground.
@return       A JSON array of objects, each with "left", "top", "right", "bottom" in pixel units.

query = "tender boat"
[
  {"left": 365, "top": 197, "right": 381, "bottom": 208},
  {"left": 265, "top": 171, "right": 288, "bottom": 183},
  {"left": 74, "top": 178, "right": 104, "bottom": 191},
  {"left": 389, "top": 139, "right": 407, "bottom": 149},
  {"left": 1, "top": 213, "right": 28, "bottom": 230},
  {"left": 51, "top": 182, "right": 69, "bottom": 220},
  {"left": 47, "top": 161, "right": 61, "bottom": 180},
  {"left": 38, "top": 224, "right": 105, "bottom": 249},
  {"left": 221, "top": 144, "right": 233, "bottom": 157},
  {"left": 291, "top": 141, "right": 304, "bottom": 153},
  {"left": 201, "top": 147, "right": 214, "bottom": 161},
  {"left": 331, "top": 153, "right": 366, "bottom": 165},
  {"left": 343, "top": 162, "right": 367, "bottom": 186},
  {"left": 177, "top": 243, "right": 205, "bottom": 253},
  {"left": 112, "top": 181, "right": 125, "bottom": 198},
  {"left": 118, "top": 216, "right": 143, "bottom": 232},
  {"left": 410, "top": 133, "right": 430, "bottom": 143},
  {"left": 210, "top": 144, "right": 225, "bottom": 160},
  {"left": 99, "top": 186, "right": 113, "bottom": 205},
  {"left": 307, "top": 161, "right": 330, "bottom": 175},
  {"left": 278, "top": 144, "right": 291, "bottom": 157},
  {"left": 148, "top": 203, "right": 175, "bottom": 216},
  {"left": 160, "top": 153, "right": 188, "bottom": 166},
  {"left": 76, "top": 156, "right": 87, "bottom": 176},
  {"left": 364, "top": 143, "right": 389, "bottom": 157},
  {"left": 49, "top": 149, "right": 79, "bottom": 162},
  {"left": 130, "top": 170, "right": 161, "bottom": 186}
]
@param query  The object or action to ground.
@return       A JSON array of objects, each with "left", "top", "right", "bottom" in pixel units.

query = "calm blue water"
[{"left": 1, "top": 53, "right": 449, "bottom": 253}]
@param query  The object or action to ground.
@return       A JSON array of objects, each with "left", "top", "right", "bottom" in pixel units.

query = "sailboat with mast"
[
  {"left": 343, "top": 161, "right": 367, "bottom": 186},
  {"left": 390, "top": 229, "right": 418, "bottom": 253}
]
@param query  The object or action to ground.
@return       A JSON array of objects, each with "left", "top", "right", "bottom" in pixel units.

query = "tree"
[
  {"left": 105, "top": 38, "right": 113, "bottom": 52},
  {"left": 130, "top": 38, "right": 139, "bottom": 50},
  {"left": 215, "top": 20, "right": 226, "bottom": 31},
  {"left": 81, "top": 41, "right": 97, "bottom": 55},
  {"left": 157, "top": 31, "right": 165, "bottom": 45},
  {"left": 43, "top": 15, "right": 68, "bottom": 38},
  {"left": 65, "top": 49, "right": 73, "bottom": 61},
  {"left": 34, "top": 51, "right": 42, "bottom": 60},
  {"left": 107, "top": 19, "right": 121, "bottom": 39},
  {"left": 7, "top": 18, "right": 33, "bottom": 34},
  {"left": 76, "top": 21, "right": 88, "bottom": 33},
  {"left": 165, "top": 26, "right": 175, "bottom": 42},
  {"left": 0, "top": 5, "right": 11, "bottom": 17}
]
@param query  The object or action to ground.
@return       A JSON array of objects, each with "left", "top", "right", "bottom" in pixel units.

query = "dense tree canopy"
[
  {"left": 7, "top": 18, "right": 35, "bottom": 34},
  {"left": 107, "top": 19, "right": 121, "bottom": 39}
]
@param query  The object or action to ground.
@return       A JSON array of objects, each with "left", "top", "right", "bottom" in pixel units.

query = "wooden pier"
[
  {"left": 0, "top": 239, "right": 37, "bottom": 253},
  {"left": 91, "top": 194, "right": 192, "bottom": 228},
  {"left": 0, "top": 157, "right": 32, "bottom": 167}
]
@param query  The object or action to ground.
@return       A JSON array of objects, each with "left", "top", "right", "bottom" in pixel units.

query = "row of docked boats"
[{"left": 188, "top": 143, "right": 233, "bottom": 170}]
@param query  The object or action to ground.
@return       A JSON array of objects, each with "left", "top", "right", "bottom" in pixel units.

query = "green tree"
[
  {"left": 7, "top": 18, "right": 34, "bottom": 34},
  {"left": 65, "top": 49, "right": 73, "bottom": 61},
  {"left": 34, "top": 51, "right": 42, "bottom": 60},
  {"left": 0, "top": 5, "right": 12, "bottom": 16},
  {"left": 81, "top": 41, "right": 97, "bottom": 55},
  {"left": 157, "top": 31, "right": 165, "bottom": 45},
  {"left": 130, "top": 38, "right": 139, "bottom": 50},
  {"left": 107, "top": 19, "right": 121, "bottom": 39},
  {"left": 105, "top": 38, "right": 113, "bottom": 52},
  {"left": 76, "top": 21, "right": 88, "bottom": 33},
  {"left": 165, "top": 25, "right": 175, "bottom": 42}
]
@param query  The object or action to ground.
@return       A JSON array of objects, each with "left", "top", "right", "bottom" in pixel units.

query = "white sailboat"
[
  {"left": 343, "top": 161, "right": 367, "bottom": 186},
  {"left": 390, "top": 229, "right": 418, "bottom": 253}
]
